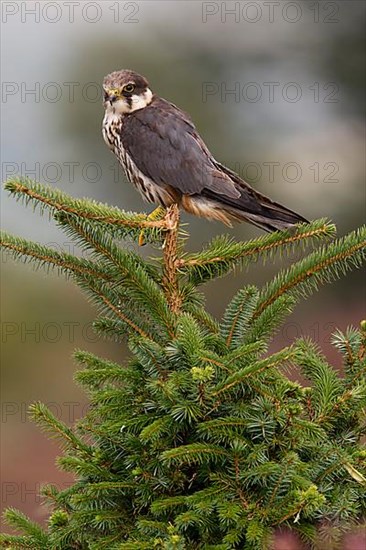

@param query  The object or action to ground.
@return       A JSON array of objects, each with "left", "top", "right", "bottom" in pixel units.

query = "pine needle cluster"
[{"left": 1, "top": 177, "right": 365, "bottom": 549}]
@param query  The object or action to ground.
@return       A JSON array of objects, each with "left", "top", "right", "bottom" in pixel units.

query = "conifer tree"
[{"left": 1, "top": 176, "right": 365, "bottom": 549}]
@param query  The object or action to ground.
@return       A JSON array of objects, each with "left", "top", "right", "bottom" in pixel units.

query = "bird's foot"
[{"left": 138, "top": 206, "right": 167, "bottom": 246}]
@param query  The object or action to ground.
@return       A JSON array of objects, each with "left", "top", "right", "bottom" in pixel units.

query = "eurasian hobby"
[{"left": 102, "top": 69, "right": 308, "bottom": 231}]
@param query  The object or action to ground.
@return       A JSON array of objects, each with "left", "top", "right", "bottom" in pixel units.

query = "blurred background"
[{"left": 1, "top": 1, "right": 365, "bottom": 546}]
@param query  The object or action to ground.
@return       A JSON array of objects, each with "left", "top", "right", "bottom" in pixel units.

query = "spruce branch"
[
  {"left": 331, "top": 324, "right": 366, "bottom": 386},
  {"left": 296, "top": 340, "right": 343, "bottom": 409},
  {"left": 57, "top": 214, "right": 176, "bottom": 338},
  {"left": 73, "top": 351, "right": 126, "bottom": 390},
  {"left": 244, "top": 294, "right": 297, "bottom": 345},
  {"left": 253, "top": 226, "right": 366, "bottom": 319},
  {"left": 179, "top": 219, "right": 336, "bottom": 284},
  {"left": 75, "top": 481, "right": 136, "bottom": 496},
  {"left": 81, "top": 280, "right": 156, "bottom": 342},
  {"left": 1, "top": 509, "right": 49, "bottom": 548},
  {"left": 221, "top": 286, "right": 259, "bottom": 348},
  {"left": 92, "top": 316, "right": 141, "bottom": 342},
  {"left": 55, "top": 212, "right": 161, "bottom": 282},
  {"left": 29, "top": 403, "right": 92, "bottom": 456},
  {"left": 273, "top": 485, "right": 325, "bottom": 526},
  {"left": 0, "top": 233, "right": 160, "bottom": 341},
  {"left": 161, "top": 443, "right": 230, "bottom": 467},
  {"left": 0, "top": 534, "right": 39, "bottom": 549},
  {"left": 55, "top": 456, "right": 113, "bottom": 478},
  {"left": 224, "top": 341, "right": 267, "bottom": 368},
  {"left": 212, "top": 346, "right": 296, "bottom": 397},
  {"left": 5, "top": 177, "right": 168, "bottom": 233},
  {"left": 183, "top": 302, "right": 220, "bottom": 334},
  {"left": 0, "top": 232, "right": 113, "bottom": 282}
]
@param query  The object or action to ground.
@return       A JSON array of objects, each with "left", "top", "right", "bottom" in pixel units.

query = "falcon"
[{"left": 102, "top": 70, "right": 308, "bottom": 232}]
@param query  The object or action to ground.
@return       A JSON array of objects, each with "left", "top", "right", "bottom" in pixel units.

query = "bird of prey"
[{"left": 102, "top": 70, "right": 308, "bottom": 232}]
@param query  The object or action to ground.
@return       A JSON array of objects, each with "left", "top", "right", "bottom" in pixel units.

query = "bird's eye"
[{"left": 123, "top": 83, "right": 135, "bottom": 94}]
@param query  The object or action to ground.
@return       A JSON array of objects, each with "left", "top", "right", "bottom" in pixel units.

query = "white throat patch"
[
  {"left": 129, "top": 88, "right": 153, "bottom": 112},
  {"left": 105, "top": 88, "right": 153, "bottom": 116}
]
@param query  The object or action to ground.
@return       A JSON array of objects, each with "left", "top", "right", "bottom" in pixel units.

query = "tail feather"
[{"left": 206, "top": 162, "right": 309, "bottom": 232}]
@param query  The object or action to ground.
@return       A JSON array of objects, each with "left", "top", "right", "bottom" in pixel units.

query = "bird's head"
[{"left": 103, "top": 70, "right": 153, "bottom": 115}]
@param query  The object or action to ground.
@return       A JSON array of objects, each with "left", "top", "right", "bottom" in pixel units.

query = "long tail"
[{"left": 205, "top": 162, "right": 309, "bottom": 232}]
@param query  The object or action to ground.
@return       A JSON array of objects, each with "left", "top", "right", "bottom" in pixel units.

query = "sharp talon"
[
  {"left": 138, "top": 231, "right": 146, "bottom": 247},
  {"left": 138, "top": 207, "right": 167, "bottom": 246}
]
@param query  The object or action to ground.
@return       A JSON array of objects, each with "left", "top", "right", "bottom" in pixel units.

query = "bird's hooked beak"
[{"left": 103, "top": 87, "right": 121, "bottom": 105}]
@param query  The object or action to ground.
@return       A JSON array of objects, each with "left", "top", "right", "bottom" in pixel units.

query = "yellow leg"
[{"left": 138, "top": 206, "right": 166, "bottom": 246}]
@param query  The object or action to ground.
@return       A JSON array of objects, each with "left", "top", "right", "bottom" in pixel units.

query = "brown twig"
[{"left": 162, "top": 204, "right": 181, "bottom": 314}]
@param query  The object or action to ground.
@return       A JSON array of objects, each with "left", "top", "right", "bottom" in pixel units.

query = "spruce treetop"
[{"left": 1, "top": 177, "right": 365, "bottom": 549}]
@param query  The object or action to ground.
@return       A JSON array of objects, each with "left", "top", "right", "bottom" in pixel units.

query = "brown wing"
[{"left": 120, "top": 97, "right": 240, "bottom": 200}]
